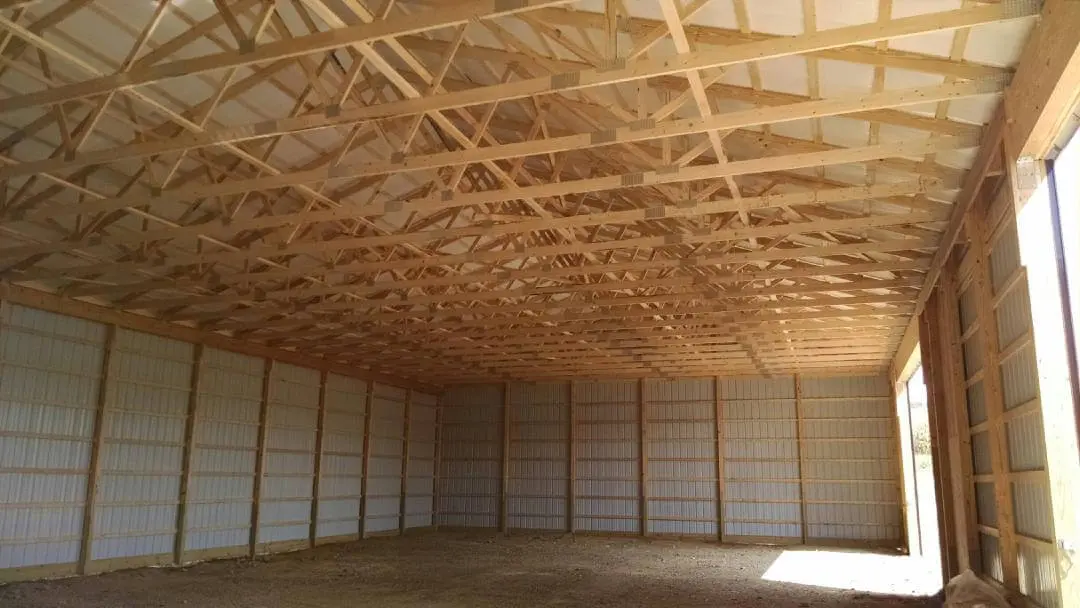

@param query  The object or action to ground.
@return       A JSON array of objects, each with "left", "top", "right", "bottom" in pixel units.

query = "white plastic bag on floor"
[{"left": 944, "top": 570, "right": 1011, "bottom": 607}]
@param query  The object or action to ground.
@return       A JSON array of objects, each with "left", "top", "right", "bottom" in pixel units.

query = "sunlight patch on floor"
[{"left": 761, "top": 549, "right": 940, "bottom": 596}]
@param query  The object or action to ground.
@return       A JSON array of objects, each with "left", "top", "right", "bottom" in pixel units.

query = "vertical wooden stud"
[
  {"left": 567, "top": 381, "right": 576, "bottom": 534},
  {"left": 174, "top": 343, "right": 203, "bottom": 565},
  {"left": 249, "top": 358, "right": 273, "bottom": 557},
  {"left": 500, "top": 381, "right": 510, "bottom": 535},
  {"left": 714, "top": 376, "right": 724, "bottom": 543},
  {"left": 433, "top": 391, "right": 443, "bottom": 529},
  {"left": 78, "top": 324, "right": 115, "bottom": 575},
  {"left": 941, "top": 257, "right": 980, "bottom": 572},
  {"left": 359, "top": 380, "right": 374, "bottom": 538},
  {"left": 889, "top": 377, "right": 911, "bottom": 554},
  {"left": 794, "top": 374, "right": 808, "bottom": 545},
  {"left": 638, "top": 378, "right": 648, "bottom": 537},
  {"left": 970, "top": 211, "right": 1020, "bottom": 587},
  {"left": 399, "top": 389, "right": 412, "bottom": 536},
  {"left": 309, "top": 370, "right": 327, "bottom": 546},
  {"left": 920, "top": 301, "right": 959, "bottom": 581}
]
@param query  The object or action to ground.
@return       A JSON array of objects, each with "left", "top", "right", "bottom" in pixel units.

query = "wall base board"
[
  {"left": 254, "top": 539, "right": 310, "bottom": 556},
  {"left": 84, "top": 553, "right": 174, "bottom": 575},
  {"left": 314, "top": 533, "right": 361, "bottom": 546},
  {"left": 0, "top": 562, "right": 77, "bottom": 585},
  {"left": 181, "top": 545, "right": 250, "bottom": 565}
]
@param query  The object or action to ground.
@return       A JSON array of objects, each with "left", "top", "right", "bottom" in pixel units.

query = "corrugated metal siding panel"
[
  {"left": 0, "top": 304, "right": 106, "bottom": 569},
  {"left": 315, "top": 373, "right": 365, "bottom": 539},
  {"left": 721, "top": 376, "right": 801, "bottom": 540},
  {"left": 257, "top": 362, "right": 319, "bottom": 547},
  {"left": 1001, "top": 345, "right": 1038, "bottom": 410},
  {"left": 799, "top": 375, "right": 901, "bottom": 544},
  {"left": 507, "top": 382, "right": 568, "bottom": 531},
  {"left": 405, "top": 391, "right": 437, "bottom": 529},
  {"left": 184, "top": 348, "right": 263, "bottom": 554},
  {"left": 980, "top": 532, "right": 1005, "bottom": 583},
  {"left": 1017, "top": 543, "right": 1061, "bottom": 608},
  {"left": 574, "top": 380, "right": 640, "bottom": 534},
  {"left": 644, "top": 378, "right": 716, "bottom": 536},
  {"left": 93, "top": 329, "right": 194, "bottom": 561},
  {"left": 437, "top": 384, "right": 502, "bottom": 528},
  {"left": 364, "top": 383, "right": 405, "bottom": 534}
]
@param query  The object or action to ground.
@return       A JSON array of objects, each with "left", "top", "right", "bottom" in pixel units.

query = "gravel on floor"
[{"left": 0, "top": 530, "right": 943, "bottom": 607}]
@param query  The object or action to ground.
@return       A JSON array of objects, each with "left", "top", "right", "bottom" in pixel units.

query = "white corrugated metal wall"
[
  {"left": 315, "top": 373, "right": 366, "bottom": 542},
  {"left": 799, "top": 375, "right": 903, "bottom": 546},
  {"left": 0, "top": 302, "right": 428, "bottom": 583},
  {"left": 573, "top": 380, "right": 640, "bottom": 534},
  {"left": 720, "top": 376, "right": 803, "bottom": 542},
  {"left": 405, "top": 391, "right": 437, "bottom": 529},
  {"left": 987, "top": 209, "right": 1059, "bottom": 607},
  {"left": 507, "top": 382, "right": 569, "bottom": 531},
  {"left": 364, "top": 383, "right": 406, "bottom": 535},
  {"left": 92, "top": 330, "right": 194, "bottom": 568},
  {"left": 644, "top": 378, "right": 719, "bottom": 537},
  {"left": 436, "top": 384, "right": 502, "bottom": 528},
  {"left": 0, "top": 304, "right": 106, "bottom": 576},
  {"left": 435, "top": 377, "right": 904, "bottom": 547},
  {"left": 256, "top": 363, "right": 320, "bottom": 551},
  {"left": 183, "top": 347, "right": 264, "bottom": 561}
]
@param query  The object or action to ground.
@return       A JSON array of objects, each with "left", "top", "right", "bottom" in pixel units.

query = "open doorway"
[{"left": 896, "top": 362, "right": 942, "bottom": 580}]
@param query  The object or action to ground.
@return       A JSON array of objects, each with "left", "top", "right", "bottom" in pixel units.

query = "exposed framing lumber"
[
  {"left": 174, "top": 343, "right": 204, "bottom": 565},
  {"left": 77, "top": 324, "right": 115, "bottom": 575},
  {"left": 359, "top": 380, "right": 375, "bottom": 538},
  {"left": 249, "top": 358, "right": 273, "bottom": 557},
  {"left": 638, "top": 378, "right": 648, "bottom": 536},
  {"left": 499, "top": 382, "right": 510, "bottom": 534},
  {"left": 399, "top": 388, "right": 412, "bottom": 535},
  {"left": 713, "top": 376, "right": 724, "bottom": 543},
  {"left": 567, "top": 381, "right": 576, "bottom": 534},
  {"left": 309, "top": 370, "right": 328, "bottom": 546}
]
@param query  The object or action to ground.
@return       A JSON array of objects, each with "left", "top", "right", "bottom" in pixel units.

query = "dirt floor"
[{"left": 0, "top": 531, "right": 942, "bottom": 607}]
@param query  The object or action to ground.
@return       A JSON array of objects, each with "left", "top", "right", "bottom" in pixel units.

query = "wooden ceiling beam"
[{"left": 0, "top": 0, "right": 573, "bottom": 112}]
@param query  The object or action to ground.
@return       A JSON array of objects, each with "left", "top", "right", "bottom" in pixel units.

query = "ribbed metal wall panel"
[
  {"left": 405, "top": 391, "right": 437, "bottom": 529},
  {"left": 990, "top": 216, "right": 1058, "bottom": 603},
  {"left": 93, "top": 329, "right": 194, "bottom": 561},
  {"left": 573, "top": 380, "right": 640, "bottom": 534},
  {"left": 364, "top": 383, "right": 406, "bottom": 534},
  {"left": 643, "top": 378, "right": 717, "bottom": 537},
  {"left": 0, "top": 304, "right": 106, "bottom": 570},
  {"left": 798, "top": 375, "right": 901, "bottom": 544},
  {"left": 184, "top": 348, "right": 263, "bottom": 555},
  {"left": 507, "top": 382, "right": 569, "bottom": 531},
  {"left": 1017, "top": 543, "right": 1060, "bottom": 608},
  {"left": 980, "top": 532, "right": 1005, "bottom": 583},
  {"left": 315, "top": 373, "right": 366, "bottom": 539},
  {"left": 437, "top": 384, "right": 502, "bottom": 528},
  {"left": 257, "top": 362, "right": 320, "bottom": 548},
  {"left": 720, "top": 376, "right": 801, "bottom": 540}
]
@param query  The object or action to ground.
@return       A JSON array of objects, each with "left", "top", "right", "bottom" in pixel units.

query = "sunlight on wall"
[{"left": 761, "top": 549, "right": 940, "bottom": 596}]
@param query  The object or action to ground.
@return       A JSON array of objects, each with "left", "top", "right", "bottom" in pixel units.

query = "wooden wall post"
[
  {"left": 500, "top": 381, "right": 510, "bottom": 534},
  {"left": 794, "top": 374, "right": 808, "bottom": 544},
  {"left": 309, "top": 370, "right": 327, "bottom": 546},
  {"left": 939, "top": 257, "right": 980, "bottom": 572},
  {"left": 919, "top": 297, "right": 959, "bottom": 581},
  {"left": 638, "top": 378, "right": 648, "bottom": 537},
  {"left": 78, "top": 324, "right": 115, "bottom": 574},
  {"left": 714, "top": 376, "right": 724, "bottom": 543},
  {"left": 174, "top": 343, "right": 203, "bottom": 565},
  {"left": 433, "top": 392, "right": 443, "bottom": 529},
  {"left": 249, "top": 358, "right": 274, "bottom": 557},
  {"left": 399, "top": 389, "right": 412, "bottom": 535},
  {"left": 567, "top": 381, "right": 576, "bottom": 534},
  {"left": 359, "top": 380, "right": 374, "bottom": 538},
  {"left": 970, "top": 211, "right": 1020, "bottom": 587}
]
